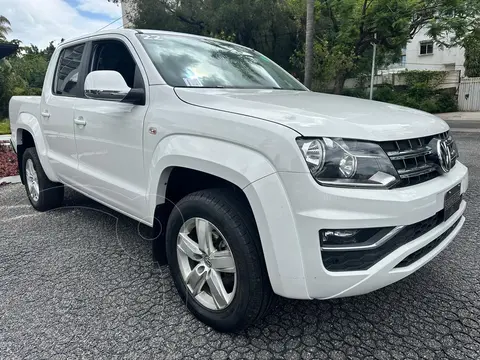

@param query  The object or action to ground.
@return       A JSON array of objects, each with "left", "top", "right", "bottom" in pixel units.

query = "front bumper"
[{"left": 247, "top": 161, "right": 468, "bottom": 300}]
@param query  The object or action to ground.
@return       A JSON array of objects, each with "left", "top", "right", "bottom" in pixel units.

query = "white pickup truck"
[{"left": 9, "top": 29, "right": 468, "bottom": 332}]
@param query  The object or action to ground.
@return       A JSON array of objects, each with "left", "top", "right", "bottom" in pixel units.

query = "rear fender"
[{"left": 16, "top": 112, "right": 58, "bottom": 182}]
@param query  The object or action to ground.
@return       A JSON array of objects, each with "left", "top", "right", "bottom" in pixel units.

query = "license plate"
[{"left": 444, "top": 184, "right": 462, "bottom": 221}]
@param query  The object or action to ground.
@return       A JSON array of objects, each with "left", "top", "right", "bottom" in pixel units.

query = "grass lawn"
[{"left": 0, "top": 120, "right": 11, "bottom": 135}]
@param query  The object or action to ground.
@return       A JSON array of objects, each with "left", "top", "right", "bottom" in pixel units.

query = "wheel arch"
[
  {"left": 146, "top": 135, "right": 277, "bottom": 218},
  {"left": 15, "top": 112, "right": 58, "bottom": 182},
  {"left": 147, "top": 135, "right": 293, "bottom": 294}
]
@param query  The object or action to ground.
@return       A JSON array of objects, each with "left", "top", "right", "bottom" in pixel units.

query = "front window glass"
[{"left": 137, "top": 33, "right": 306, "bottom": 91}]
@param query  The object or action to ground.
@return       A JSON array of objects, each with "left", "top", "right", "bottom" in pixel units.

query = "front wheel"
[{"left": 166, "top": 189, "right": 274, "bottom": 332}]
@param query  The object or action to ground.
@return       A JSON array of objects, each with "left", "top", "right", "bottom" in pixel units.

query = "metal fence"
[{"left": 458, "top": 77, "right": 480, "bottom": 111}]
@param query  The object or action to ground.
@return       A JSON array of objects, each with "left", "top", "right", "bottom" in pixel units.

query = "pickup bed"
[{"left": 9, "top": 29, "right": 468, "bottom": 332}]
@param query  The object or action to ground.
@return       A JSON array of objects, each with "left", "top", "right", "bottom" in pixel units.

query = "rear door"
[
  {"left": 72, "top": 36, "right": 149, "bottom": 219},
  {"left": 42, "top": 42, "right": 88, "bottom": 183}
]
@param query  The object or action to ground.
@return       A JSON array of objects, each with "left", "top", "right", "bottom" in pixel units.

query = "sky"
[{"left": 0, "top": 0, "right": 123, "bottom": 49}]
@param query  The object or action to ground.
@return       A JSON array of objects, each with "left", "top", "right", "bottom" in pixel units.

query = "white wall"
[
  {"left": 341, "top": 70, "right": 460, "bottom": 90},
  {"left": 405, "top": 28, "right": 465, "bottom": 75}
]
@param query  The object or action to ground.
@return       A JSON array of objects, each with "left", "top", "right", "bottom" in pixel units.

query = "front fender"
[
  {"left": 146, "top": 134, "right": 276, "bottom": 215},
  {"left": 147, "top": 135, "right": 309, "bottom": 297},
  {"left": 16, "top": 112, "right": 58, "bottom": 182},
  {"left": 147, "top": 135, "right": 309, "bottom": 298}
]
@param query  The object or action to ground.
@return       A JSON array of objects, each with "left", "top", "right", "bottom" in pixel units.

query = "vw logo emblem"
[{"left": 437, "top": 139, "right": 453, "bottom": 173}]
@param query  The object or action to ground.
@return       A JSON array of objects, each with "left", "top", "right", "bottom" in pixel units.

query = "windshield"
[{"left": 137, "top": 33, "right": 306, "bottom": 91}]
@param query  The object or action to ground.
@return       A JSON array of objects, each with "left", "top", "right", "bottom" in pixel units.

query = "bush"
[
  {"left": 372, "top": 85, "right": 396, "bottom": 103},
  {"left": 341, "top": 88, "right": 368, "bottom": 99},
  {"left": 342, "top": 71, "right": 458, "bottom": 113}
]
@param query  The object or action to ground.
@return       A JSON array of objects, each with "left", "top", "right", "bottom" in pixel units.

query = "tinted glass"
[
  {"left": 54, "top": 44, "right": 85, "bottom": 96},
  {"left": 90, "top": 41, "right": 137, "bottom": 88},
  {"left": 137, "top": 33, "right": 305, "bottom": 91}
]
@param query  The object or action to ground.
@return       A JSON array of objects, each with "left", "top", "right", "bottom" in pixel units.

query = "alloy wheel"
[
  {"left": 176, "top": 217, "right": 237, "bottom": 310},
  {"left": 25, "top": 159, "right": 40, "bottom": 202}
]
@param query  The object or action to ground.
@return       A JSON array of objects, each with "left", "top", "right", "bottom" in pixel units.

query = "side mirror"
[{"left": 84, "top": 70, "right": 145, "bottom": 105}]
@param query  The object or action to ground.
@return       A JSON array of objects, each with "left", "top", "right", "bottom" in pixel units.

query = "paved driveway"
[{"left": 1, "top": 132, "right": 480, "bottom": 360}]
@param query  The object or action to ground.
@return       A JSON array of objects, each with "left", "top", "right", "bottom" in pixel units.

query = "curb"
[
  {"left": 0, "top": 140, "right": 11, "bottom": 148},
  {"left": 0, "top": 175, "right": 21, "bottom": 185}
]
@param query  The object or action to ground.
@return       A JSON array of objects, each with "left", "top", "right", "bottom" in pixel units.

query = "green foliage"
[
  {"left": 341, "top": 71, "right": 457, "bottom": 113},
  {"left": 464, "top": 28, "right": 480, "bottom": 77},
  {"left": 0, "top": 15, "right": 11, "bottom": 42},
  {"left": 0, "top": 41, "right": 55, "bottom": 117},
  {"left": 289, "top": 0, "right": 480, "bottom": 93},
  {"left": 125, "top": 0, "right": 299, "bottom": 70},
  {"left": 341, "top": 87, "right": 369, "bottom": 99},
  {"left": 373, "top": 86, "right": 458, "bottom": 113},
  {"left": 111, "top": 0, "right": 480, "bottom": 93},
  {"left": 0, "top": 119, "right": 10, "bottom": 135}
]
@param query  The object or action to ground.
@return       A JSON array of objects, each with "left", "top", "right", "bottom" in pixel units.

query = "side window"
[
  {"left": 53, "top": 44, "right": 85, "bottom": 96},
  {"left": 89, "top": 41, "right": 141, "bottom": 89}
]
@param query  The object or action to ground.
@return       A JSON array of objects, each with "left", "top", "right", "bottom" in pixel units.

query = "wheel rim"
[
  {"left": 177, "top": 217, "right": 237, "bottom": 310},
  {"left": 25, "top": 159, "right": 40, "bottom": 202}
]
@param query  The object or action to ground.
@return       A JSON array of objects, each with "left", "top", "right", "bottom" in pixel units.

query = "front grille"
[
  {"left": 395, "top": 218, "right": 461, "bottom": 268},
  {"left": 321, "top": 200, "right": 461, "bottom": 271},
  {"left": 379, "top": 132, "right": 458, "bottom": 188}
]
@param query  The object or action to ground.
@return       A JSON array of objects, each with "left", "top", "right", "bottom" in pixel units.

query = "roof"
[
  {"left": 0, "top": 43, "right": 18, "bottom": 60},
  {"left": 60, "top": 28, "right": 241, "bottom": 48}
]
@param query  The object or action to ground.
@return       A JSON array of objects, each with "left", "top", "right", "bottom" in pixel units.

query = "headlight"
[{"left": 297, "top": 138, "right": 400, "bottom": 188}]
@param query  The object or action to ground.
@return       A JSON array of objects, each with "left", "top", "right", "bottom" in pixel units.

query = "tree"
[
  {"left": 109, "top": 0, "right": 480, "bottom": 92},
  {"left": 109, "top": 0, "right": 300, "bottom": 71},
  {"left": 464, "top": 28, "right": 480, "bottom": 77},
  {"left": 0, "top": 42, "right": 56, "bottom": 117},
  {"left": 289, "top": 0, "right": 480, "bottom": 93},
  {"left": 304, "top": 0, "right": 315, "bottom": 88},
  {"left": 0, "top": 15, "right": 11, "bottom": 42}
]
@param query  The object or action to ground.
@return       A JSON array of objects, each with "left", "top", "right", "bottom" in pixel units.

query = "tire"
[
  {"left": 22, "top": 147, "right": 64, "bottom": 211},
  {"left": 151, "top": 206, "right": 168, "bottom": 265},
  {"left": 166, "top": 188, "right": 274, "bottom": 332}
]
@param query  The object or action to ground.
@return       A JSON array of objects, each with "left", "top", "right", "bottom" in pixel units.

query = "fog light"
[
  {"left": 322, "top": 230, "right": 359, "bottom": 245},
  {"left": 320, "top": 227, "right": 394, "bottom": 249}
]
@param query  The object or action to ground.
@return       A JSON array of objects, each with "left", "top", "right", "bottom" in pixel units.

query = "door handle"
[
  {"left": 74, "top": 117, "right": 87, "bottom": 126},
  {"left": 41, "top": 111, "right": 50, "bottom": 118}
]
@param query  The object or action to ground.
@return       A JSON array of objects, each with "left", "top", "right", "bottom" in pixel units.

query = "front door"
[{"left": 72, "top": 37, "right": 148, "bottom": 219}]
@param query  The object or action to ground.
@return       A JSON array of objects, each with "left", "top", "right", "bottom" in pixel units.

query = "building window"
[
  {"left": 401, "top": 47, "right": 406, "bottom": 66},
  {"left": 419, "top": 41, "right": 434, "bottom": 55}
]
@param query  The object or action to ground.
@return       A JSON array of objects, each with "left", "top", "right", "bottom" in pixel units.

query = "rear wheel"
[
  {"left": 166, "top": 189, "right": 274, "bottom": 332},
  {"left": 22, "top": 147, "right": 64, "bottom": 211}
]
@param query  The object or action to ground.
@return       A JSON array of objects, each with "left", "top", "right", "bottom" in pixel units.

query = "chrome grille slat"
[
  {"left": 380, "top": 131, "right": 457, "bottom": 188},
  {"left": 387, "top": 147, "right": 432, "bottom": 160},
  {"left": 397, "top": 164, "right": 437, "bottom": 179}
]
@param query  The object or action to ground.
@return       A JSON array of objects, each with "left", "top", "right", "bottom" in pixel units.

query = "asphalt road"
[
  {"left": 1, "top": 132, "right": 480, "bottom": 360},
  {"left": 446, "top": 120, "right": 480, "bottom": 131}
]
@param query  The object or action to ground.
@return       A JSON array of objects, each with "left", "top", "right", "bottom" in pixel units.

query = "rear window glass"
[{"left": 53, "top": 44, "right": 85, "bottom": 96}]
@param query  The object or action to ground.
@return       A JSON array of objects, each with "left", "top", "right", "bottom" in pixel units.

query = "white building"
[
  {"left": 381, "top": 28, "right": 465, "bottom": 75},
  {"left": 404, "top": 28, "right": 465, "bottom": 74}
]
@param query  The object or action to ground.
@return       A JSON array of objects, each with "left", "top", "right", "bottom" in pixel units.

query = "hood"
[{"left": 174, "top": 88, "right": 449, "bottom": 141}]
